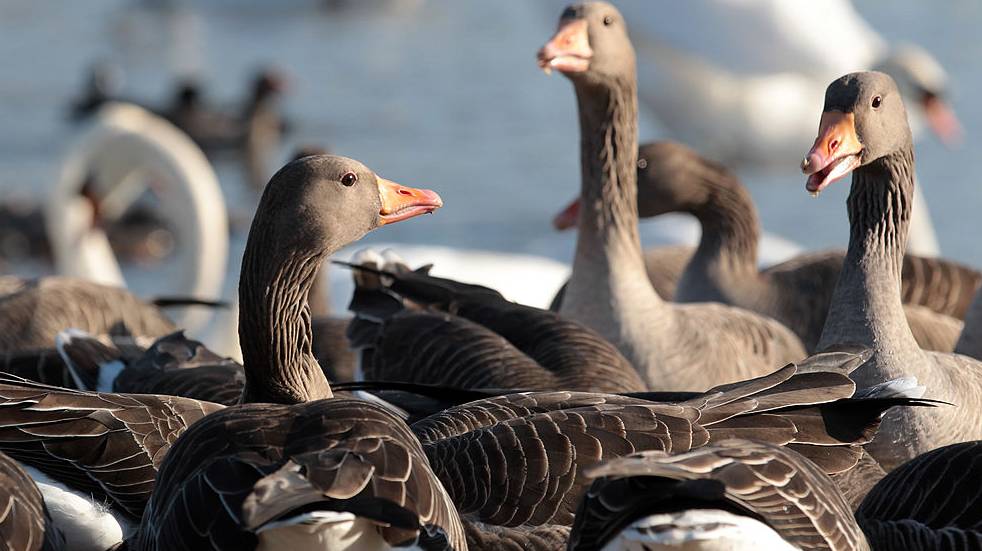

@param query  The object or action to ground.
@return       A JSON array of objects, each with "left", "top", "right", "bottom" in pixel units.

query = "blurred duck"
[{"left": 551, "top": 141, "right": 978, "bottom": 353}]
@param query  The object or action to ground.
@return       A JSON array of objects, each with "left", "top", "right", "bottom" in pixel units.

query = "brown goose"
[
  {"left": 554, "top": 140, "right": 966, "bottom": 353},
  {"left": 802, "top": 71, "right": 982, "bottom": 469},
  {"left": 0, "top": 277, "right": 177, "bottom": 353},
  {"left": 0, "top": 450, "right": 64, "bottom": 551},
  {"left": 0, "top": 152, "right": 927, "bottom": 550},
  {"left": 552, "top": 142, "right": 981, "bottom": 323},
  {"left": 567, "top": 439, "right": 869, "bottom": 551},
  {"left": 539, "top": 1, "right": 805, "bottom": 389},
  {"left": 856, "top": 440, "right": 982, "bottom": 549},
  {"left": 344, "top": 251, "right": 647, "bottom": 393},
  {"left": 0, "top": 155, "right": 457, "bottom": 550}
]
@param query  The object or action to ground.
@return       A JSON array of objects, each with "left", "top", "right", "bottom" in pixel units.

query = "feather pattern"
[
  {"left": 0, "top": 375, "right": 221, "bottom": 520},
  {"left": 857, "top": 440, "right": 982, "bottom": 550},
  {"left": 345, "top": 257, "right": 646, "bottom": 393},
  {"left": 132, "top": 399, "right": 467, "bottom": 551},
  {"left": 568, "top": 439, "right": 869, "bottom": 551},
  {"left": 0, "top": 450, "right": 64, "bottom": 551}
]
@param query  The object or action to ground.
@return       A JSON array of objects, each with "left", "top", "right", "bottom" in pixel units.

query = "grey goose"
[
  {"left": 540, "top": 2, "right": 807, "bottom": 390},
  {"left": 802, "top": 71, "right": 982, "bottom": 469},
  {"left": 553, "top": 140, "right": 970, "bottom": 353}
]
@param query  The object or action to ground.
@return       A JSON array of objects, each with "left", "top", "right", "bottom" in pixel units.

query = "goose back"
[
  {"left": 568, "top": 439, "right": 869, "bottom": 551},
  {"left": 346, "top": 256, "right": 646, "bottom": 393},
  {"left": 132, "top": 399, "right": 467, "bottom": 550},
  {"left": 0, "top": 277, "right": 176, "bottom": 353}
]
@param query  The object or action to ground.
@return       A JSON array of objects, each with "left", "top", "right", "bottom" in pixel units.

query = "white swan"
[
  {"left": 599, "top": 0, "right": 959, "bottom": 257},
  {"left": 47, "top": 102, "right": 239, "bottom": 357}
]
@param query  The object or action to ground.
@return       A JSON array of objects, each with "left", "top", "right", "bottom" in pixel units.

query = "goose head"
[
  {"left": 250, "top": 154, "right": 442, "bottom": 258},
  {"left": 874, "top": 44, "right": 961, "bottom": 145},
  {"left": 537, "top": 1, "right": 635, "bottom": 86},
  {"left": 801, "top": 71, "right": 913, "bottom": 195}
]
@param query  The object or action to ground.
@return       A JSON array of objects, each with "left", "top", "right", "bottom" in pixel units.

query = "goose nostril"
[
  {"left": 397, "top": 188, "right": 412, "bottom": 196},
  {"left": 829, "top": 139, "right": 839, "bottom": 153}
]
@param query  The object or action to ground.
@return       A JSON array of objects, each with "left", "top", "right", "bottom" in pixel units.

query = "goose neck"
[
  {"left": 569, "top": 76, "right": 652, "bottom": 296},
  {"left": 238, "top": 230, "right": 333, "bottom": 404},
  {"left": 819, "top": 146, "right": 921, "bottom": 363},
  {"left": 682, "top": 167, "right": 761, "bottom": 297}
]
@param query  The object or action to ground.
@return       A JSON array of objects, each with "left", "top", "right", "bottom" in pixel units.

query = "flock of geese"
[{"left": 1, "top": 2, "right": 981, "bottom": 550}]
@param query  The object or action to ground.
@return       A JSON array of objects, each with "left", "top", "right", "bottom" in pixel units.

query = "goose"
[
  {"left": 856, "top": 440, "right": 982, "bottom": 549},
  {"left": 343, "top": 250, "right": 647, "bottom": 393},
  {"left": 0, "top": 450, "right": 65, "bottom": 551},
  {"left": 0, "top": 277, "right": 177, "bottom": 353},
  {"left": 552, "top": 140, "right": 975, "bottom": 352},
  {"left": 567, "top": 439, "right": 869, "bottom": 550},
  {"left": 0, "top": 152, "right": 925, "bottom": 548},
  {"left": 0, "top": 154, "right": 449, "bottom": 550},
  {"left": 164, "top": 70, "right": 289, "bottom": 191},
  {"left": 538, "top": 1, "right": 806, "bottom": 389},
  {"left": 801, "top": 71, "right": 982, "bottom": 469}
]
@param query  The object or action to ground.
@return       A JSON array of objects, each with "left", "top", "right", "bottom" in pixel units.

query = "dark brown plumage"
[
  {"left": 413, "top": 349, "right": 930, "bottom": 529},
  {"left": 857, "top": 440, "right": 982, "bottom": 550},
  {"left": 0, "top": 277, "right": 176, "bottom": 353},
  {"left": 132, "top": 399, "right": 466, "bottom": 550},
  {"left": 345, "top": 255, "right": 646, "bottom": 393},
  {"left": 0, "top": 375, "right": 221, "bottom": 520},
  {"left": 568, "top": 439, "right": 869, "bottom": 551},
  {"left": 0, "top": 450, "right": 64, "bottom": 551}
]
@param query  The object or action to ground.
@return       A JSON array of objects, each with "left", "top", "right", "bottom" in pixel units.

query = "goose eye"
[
  {"left": 637, "top": 158, "right": 648, "bottom": 169},
  {"left": 341, "top": 172, "right": 357, "bottom": 187},
  {"left": 871, "top": 95, "right": 882, "bottom": 109},
  {"left": 603, "top": 15, "right": 614, "bottom": 26}
]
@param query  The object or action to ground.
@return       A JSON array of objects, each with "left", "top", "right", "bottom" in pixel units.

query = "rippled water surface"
[{"left": 2, "top": 0, "right": 981, "bottom": 301}]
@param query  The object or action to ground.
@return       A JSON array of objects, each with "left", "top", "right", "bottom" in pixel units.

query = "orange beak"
[
  {"left": 922, "top": 93, "right": 962, "bottom": 147},
  {"left": 553, "top": 197, "right": 581, "bottom": 230},
  {"left": 537, "top": 19, "right": 592, "bottom": 75},
  {"left": 800, "top": 111, "right": 864, "bottom": 195},
  {"left": 377, "top": 177, "right": 443, "bottom": 225}
]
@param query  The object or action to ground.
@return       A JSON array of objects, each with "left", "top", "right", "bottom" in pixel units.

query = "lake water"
[{"left": 2, "top": 0, "right": 981, "bottom": 303}]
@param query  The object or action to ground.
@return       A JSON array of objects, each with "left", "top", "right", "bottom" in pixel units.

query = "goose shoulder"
[
  {"left": 857, "top": 440, "right": 982, "bottom": 549},
  {"left": 132, "top": 399, "right": 466, "bottom": 551},
  {"left": 0, "top": 277, "right": 176, "bottom": 353},
  {"left": 568, "top": 439, "right": 869, "bottom": 551}
]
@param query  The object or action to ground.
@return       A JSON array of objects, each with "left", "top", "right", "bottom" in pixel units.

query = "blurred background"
[{"left": 1, "top": 0, "right": 980, "bottom": 319}]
